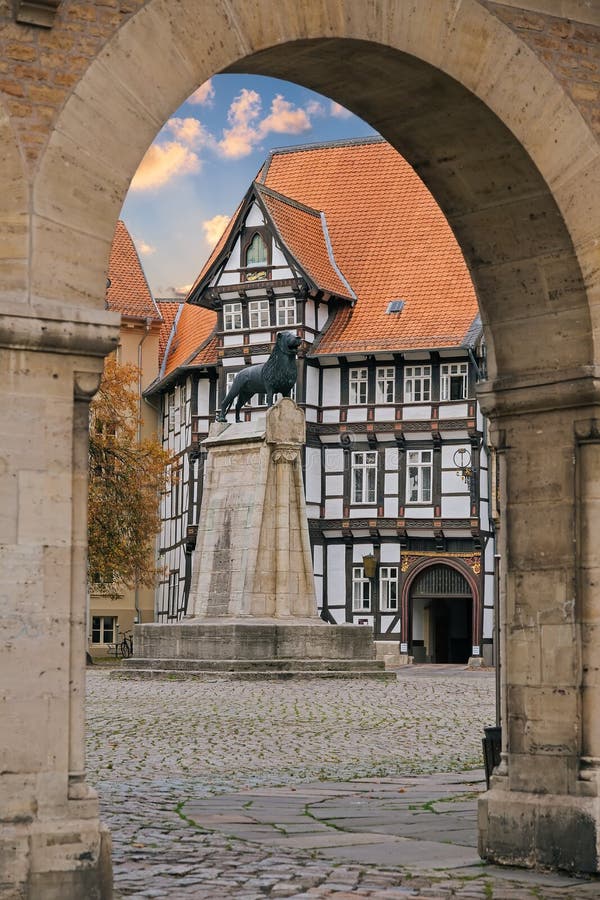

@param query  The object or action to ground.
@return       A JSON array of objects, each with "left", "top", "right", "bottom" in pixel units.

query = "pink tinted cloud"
[
  {"left": 330, "top": 100, "right": 353, "bottom": 119},
  {"left": 189, "top": 79, "right": 215, "bottom": 106},
  {"left": 217, "top": 89, "right": 314, "bottom": 159},
  {"left": 130, "top": 141, "right": 201, "bottom": 191},
  {"left": 202, "top": 214, "right": 231, "bottom": 248}
]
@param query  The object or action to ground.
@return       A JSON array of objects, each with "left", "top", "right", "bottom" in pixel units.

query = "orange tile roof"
[
  {"left": 261, "top": 138, "right": 478, "bottom": 354},
  {"left": 162, "top": 302, "right": 217, "bottom": 375},
  {"left": 256, "top": 185, "right": 354, "bottom": 301},
  {"left": 155, "top": 300, "right": 183, "bottom": 366},
  {"left": 106, "top": 220, "right": 161, "bottom": 322}
]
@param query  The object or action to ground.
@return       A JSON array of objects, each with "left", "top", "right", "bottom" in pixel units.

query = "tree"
[{"left": 88, "top": 355, "right": 173, "bottom": 594}]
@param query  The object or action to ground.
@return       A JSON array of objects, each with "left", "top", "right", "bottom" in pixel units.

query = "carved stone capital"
[
  {"left": 74, "top": 368, "right": 103, "bottom": 402},
  {"left": 477, "top": 366, "right": 600, "bottom": 419},
  {"left": 0, "top": 306, "right": 119, "bottom": 358},
  {"left": 271, "top": 448, "right": 299, "bottom": 465}
]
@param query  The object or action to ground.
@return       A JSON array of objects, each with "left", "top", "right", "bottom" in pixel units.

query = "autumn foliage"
[{"left": 88, "top": 356, "right": 173, "bottom": 593}]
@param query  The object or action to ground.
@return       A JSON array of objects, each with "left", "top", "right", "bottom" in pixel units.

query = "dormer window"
[
  {"left": 246, "top": 233, "right": 267, "bottom": 267},
  {"left": 244, "top": 232, "right": 269, "bottom": 282}
]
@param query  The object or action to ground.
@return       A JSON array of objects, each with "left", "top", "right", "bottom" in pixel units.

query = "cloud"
[
  {"left": 305, "top": 99, "right": 325, "bottom": 117},
  {"left": 169, "top": 284, "right": 193, "bottom": 298},
  {"left": 189, "top": 79, "right": 215, "bottom": 107},
  {"left": 166, "top": 116, "right": 209, "bottom": 147},
  {"left": 135, "top": 237, "right": 156, "bottom": 256},
  {"left": 258, "top": 94, "right": 311, "bottom": 135},
  {"left": 202, "top": 214, "right": 231, "bottom": 248},
  {"left": 330, "top": 100, "right": 353, "bottom": 119},
  {"left": 217, "top": 89, "right": 315, "bottom": 159},
  {"left": 130, "top": 141, "right": 201, "bottom": 191}
]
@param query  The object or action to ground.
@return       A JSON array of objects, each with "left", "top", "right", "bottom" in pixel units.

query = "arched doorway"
[
  {"left": 3, "top": 1, "right": 600, "bottom": 892},
  {"left": 409, "top": 564, "right": 474, "bottom": 664}
]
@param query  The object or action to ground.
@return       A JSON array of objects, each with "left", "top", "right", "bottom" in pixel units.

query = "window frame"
[
  {"left": 440, "top": 362, "right": 469, "bottom": 401},
  {"left": 91, "top": 615, "right": 117, "bottom": 645},
  {"left": 223, "top": 301, "right": 243, "bottom": 331},
  {"left": 276, "top": 296, "right": 296, "bottom": 326},
  {"left": 379, "top": 566, "right": 399, "bottom": 612},
  {"left": 248, "top": 299, "right": 270, "bottom": 329},
  {"left": 406, "top": 448, "right": 433, "bottom": 504},
  {"left": 352, "top": 566, "right": 371, "bottom": 612},
  {"left": 403, "top": 365, "right": 431, "bottom": 404},
  {"left": 351, "top": 450, "right": 378, "bottom": 505},
  {"left": 349, "top": 367, "right": 368, "bottom": 405},
  {"left": 376, "top": 366, "right": 395, "bottom": 404}
]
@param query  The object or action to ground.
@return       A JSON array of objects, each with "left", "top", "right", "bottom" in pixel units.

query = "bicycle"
[{"left": 108, "top": 630, "right": 134, "bottom": 659}]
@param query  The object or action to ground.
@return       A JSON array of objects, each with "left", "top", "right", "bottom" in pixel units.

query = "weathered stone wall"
[
  {"left": 0, "top": 0, "right": 144, "bottom": 168},
  {"left": 484, "top": 1, "right": 600, "bottom": 137}
]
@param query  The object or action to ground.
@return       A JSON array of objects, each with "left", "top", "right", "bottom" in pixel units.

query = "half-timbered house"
[{"left": 146, "top": 137, "right": 495, "bottom": 665}]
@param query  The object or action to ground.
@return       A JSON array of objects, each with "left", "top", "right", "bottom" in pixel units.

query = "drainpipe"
[{"left": 134, "top": 317, "right": 153, "bottom": 624}]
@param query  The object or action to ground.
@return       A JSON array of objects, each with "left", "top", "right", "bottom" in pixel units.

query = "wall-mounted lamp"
[{"left": 362, "top": 553, "right": 378, "bottom": 579}]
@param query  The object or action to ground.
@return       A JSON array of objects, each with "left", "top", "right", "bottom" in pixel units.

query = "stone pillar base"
[
  {"left": 120, "top": 620, "right": 394, "bottom": 679},
  {"left": 1, "top": 820, "right": 112, "bottom": 900},
  {"left": 479, "top": 784, "right": 600, "bottom": 873}
]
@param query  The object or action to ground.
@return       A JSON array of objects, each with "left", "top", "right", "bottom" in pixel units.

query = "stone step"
[
  {"left": 121, "top": 656, "right": 386, "bottom": 672},
  {"left": 112, "top": 666, "right": 396, "bottom": 681}
]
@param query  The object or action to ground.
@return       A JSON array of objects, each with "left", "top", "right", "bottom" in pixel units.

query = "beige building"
[{"left": 88, "top": 220, "right": 163, "bottom": 657}]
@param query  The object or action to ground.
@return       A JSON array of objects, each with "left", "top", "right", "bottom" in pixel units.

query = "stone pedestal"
[{"left": 124, "top": 400, "right": 389, "bottom": 679}]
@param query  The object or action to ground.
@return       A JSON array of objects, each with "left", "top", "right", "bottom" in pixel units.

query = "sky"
[{"left": 120, "top": 74, "right": 377, "bottom": 298}]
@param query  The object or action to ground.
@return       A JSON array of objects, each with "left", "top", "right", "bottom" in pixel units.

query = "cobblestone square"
[{"left": 86, "top": 668, "right": 598, "bottom": 898}]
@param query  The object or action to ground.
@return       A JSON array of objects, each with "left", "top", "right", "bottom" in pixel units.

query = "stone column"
[
  {"left": 478, "top": 372, "right": 600, "bottom": 873},
  {"left": 0, "top": 311, "right": 118, "bottom": 899}
]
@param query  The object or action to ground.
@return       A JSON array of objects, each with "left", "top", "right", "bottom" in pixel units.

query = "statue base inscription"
[{"left": 122, "top": 400, "right": 391, "bottom": 679}]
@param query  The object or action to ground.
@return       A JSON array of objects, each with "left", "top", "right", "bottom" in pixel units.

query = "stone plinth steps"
[{"left": 121, "top": 400, "right": 391, "bottom": 680}]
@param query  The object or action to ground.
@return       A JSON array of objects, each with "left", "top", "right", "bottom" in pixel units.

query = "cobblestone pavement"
[{"left": 86, "top": 668, "right": 599, "bottom": 898}]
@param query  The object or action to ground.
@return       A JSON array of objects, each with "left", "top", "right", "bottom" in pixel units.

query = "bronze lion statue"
[{"left": 216, "top": 331, "right": 302, "bottom": 423}]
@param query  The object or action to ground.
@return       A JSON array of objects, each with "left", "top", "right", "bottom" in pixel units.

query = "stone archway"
[{"left": 3, "top": 1, "right": 600, "bottom": 894}]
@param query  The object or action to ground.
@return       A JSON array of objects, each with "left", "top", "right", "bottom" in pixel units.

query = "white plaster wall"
[
  {"left": 403, "top": 405, "right": 430, "bottom": 420},
  {"left": 483, "top": 606, "right": 494, "bottom": 640},
  {"left": 385, "top": 447, "right": 399, "bottom": 470},
  {"left": 322, "top": 409, "right": 339, "bottom": 423},
  {"left": 245, "top": 203, "right": 265, "bottom": 227},
  {"left": 324, "top": 448, "right": 344, "bottom": 472},
  {"left": 384, "top": 497, "right": 398, "bottom": 517},
  {"left": 441, "top": 495, "right": 471, "bottom": 517},
  {"left": 305, "top": 299, "right": 316, "bottom": 331},
  {"left": 442, "top": 471, "right": 469, "bottom": 494},
  {"left": 325, "top": 474, "right": 343, "bottom": 495},
  {"left": 380, "top": 543, "right": 401, "bottom": 563},
  {"left": 347, "top": 408, "right": 368, "bottom": 422},
  {"left": 305, "top": 447, "right": 321, "bottom": 503},
  {"left": 439, "top": 402, "right": 469, "bottom": 419},
  {"left": 198, "top": 378, "right": 210, "bottom": 416},
  {"left": 327, "top": 544, "right": 346, "bottom": 605},
  {"left": 306, "top": 365, "right": 319, "bottom": 405},
  {"left": 405, "top": 506, "right": 435, "bottom": 518},
  {"left": 313, "top": 543, "right": 323, "bottom": 576},
  {"left": 384, "top": 473, "right": 399, "bottom": 494},
  {"left": 318, "top": 305, "right": 329, "bottom": 329},
  {"left": 350, "top": 508, "right": 377, "bottom": 518},
  {"left": 353, "top": 542, "right": 373, "bottom": 562},
  {"left": 375, "top": 407, "right": 396, "bottom": 421},
  {"left": 322, "top": 368, "right": 341, "bottom": 406},
  {"left": 223, "top": 336, "right": 243, "bottom": 348},
  {"left": 325, "top": 498, "right": 343, "bottom": 518}
]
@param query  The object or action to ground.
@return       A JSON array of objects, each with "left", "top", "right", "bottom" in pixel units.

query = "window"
[
  {"left": 349, "top": 367, "right": 368, "bottom": 405},
  {"left": 225, "top": 370, "right": 237, "bottom": 396},
  {"left": 91, "top": 615, "right": 116, "bottom": 644},
  {"left": 352, "top": 566, "right": 371, "bottom": 612},
  {"left": 376, "top": 367, "right": 395, "bottom": 404},
  {"left": 276, "top": 297, "right": 296, "bottom": 326},
  {"left": 352, "top": 451, "right": 378, "bottom": 504},
  {"left": 168, "top": 571, "right": 179, "bottom": 619},
  {"left": 248, "top": 299, "right": 270, "bottom": 329},
  {"left": 441, "top": 362, "right": 469, "bottom": 401},
  {"left": 404, "top": 365, "right": 431, "bottom": 403},
  {"left": 223, "top": 302, "right": 243, "bottom": 331},
  {"left": 407, "top": 449, "right": 432, "bottom": 504},
  {"left": 380, "top": 566, "right": 399, "bottom": 612},
  {"left": 245, "top": 233, "right": 268, "bottom": 267}
]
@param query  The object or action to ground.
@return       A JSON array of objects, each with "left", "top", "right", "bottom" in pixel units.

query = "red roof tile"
[
  {"left": 261, "top": 139, "right": 478, "bottom": 354},
  {"left": 155, "top": 300, "right": 183, "bottom": 366},
  {"left": 106, "top": 220, "right": 161, "bottom": 322},
  {"left": 163, "top": 303, "right": 217, "bottom": 375},
  {"left": 256, "top": 185, "right": 354, "bottom": 301}
]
